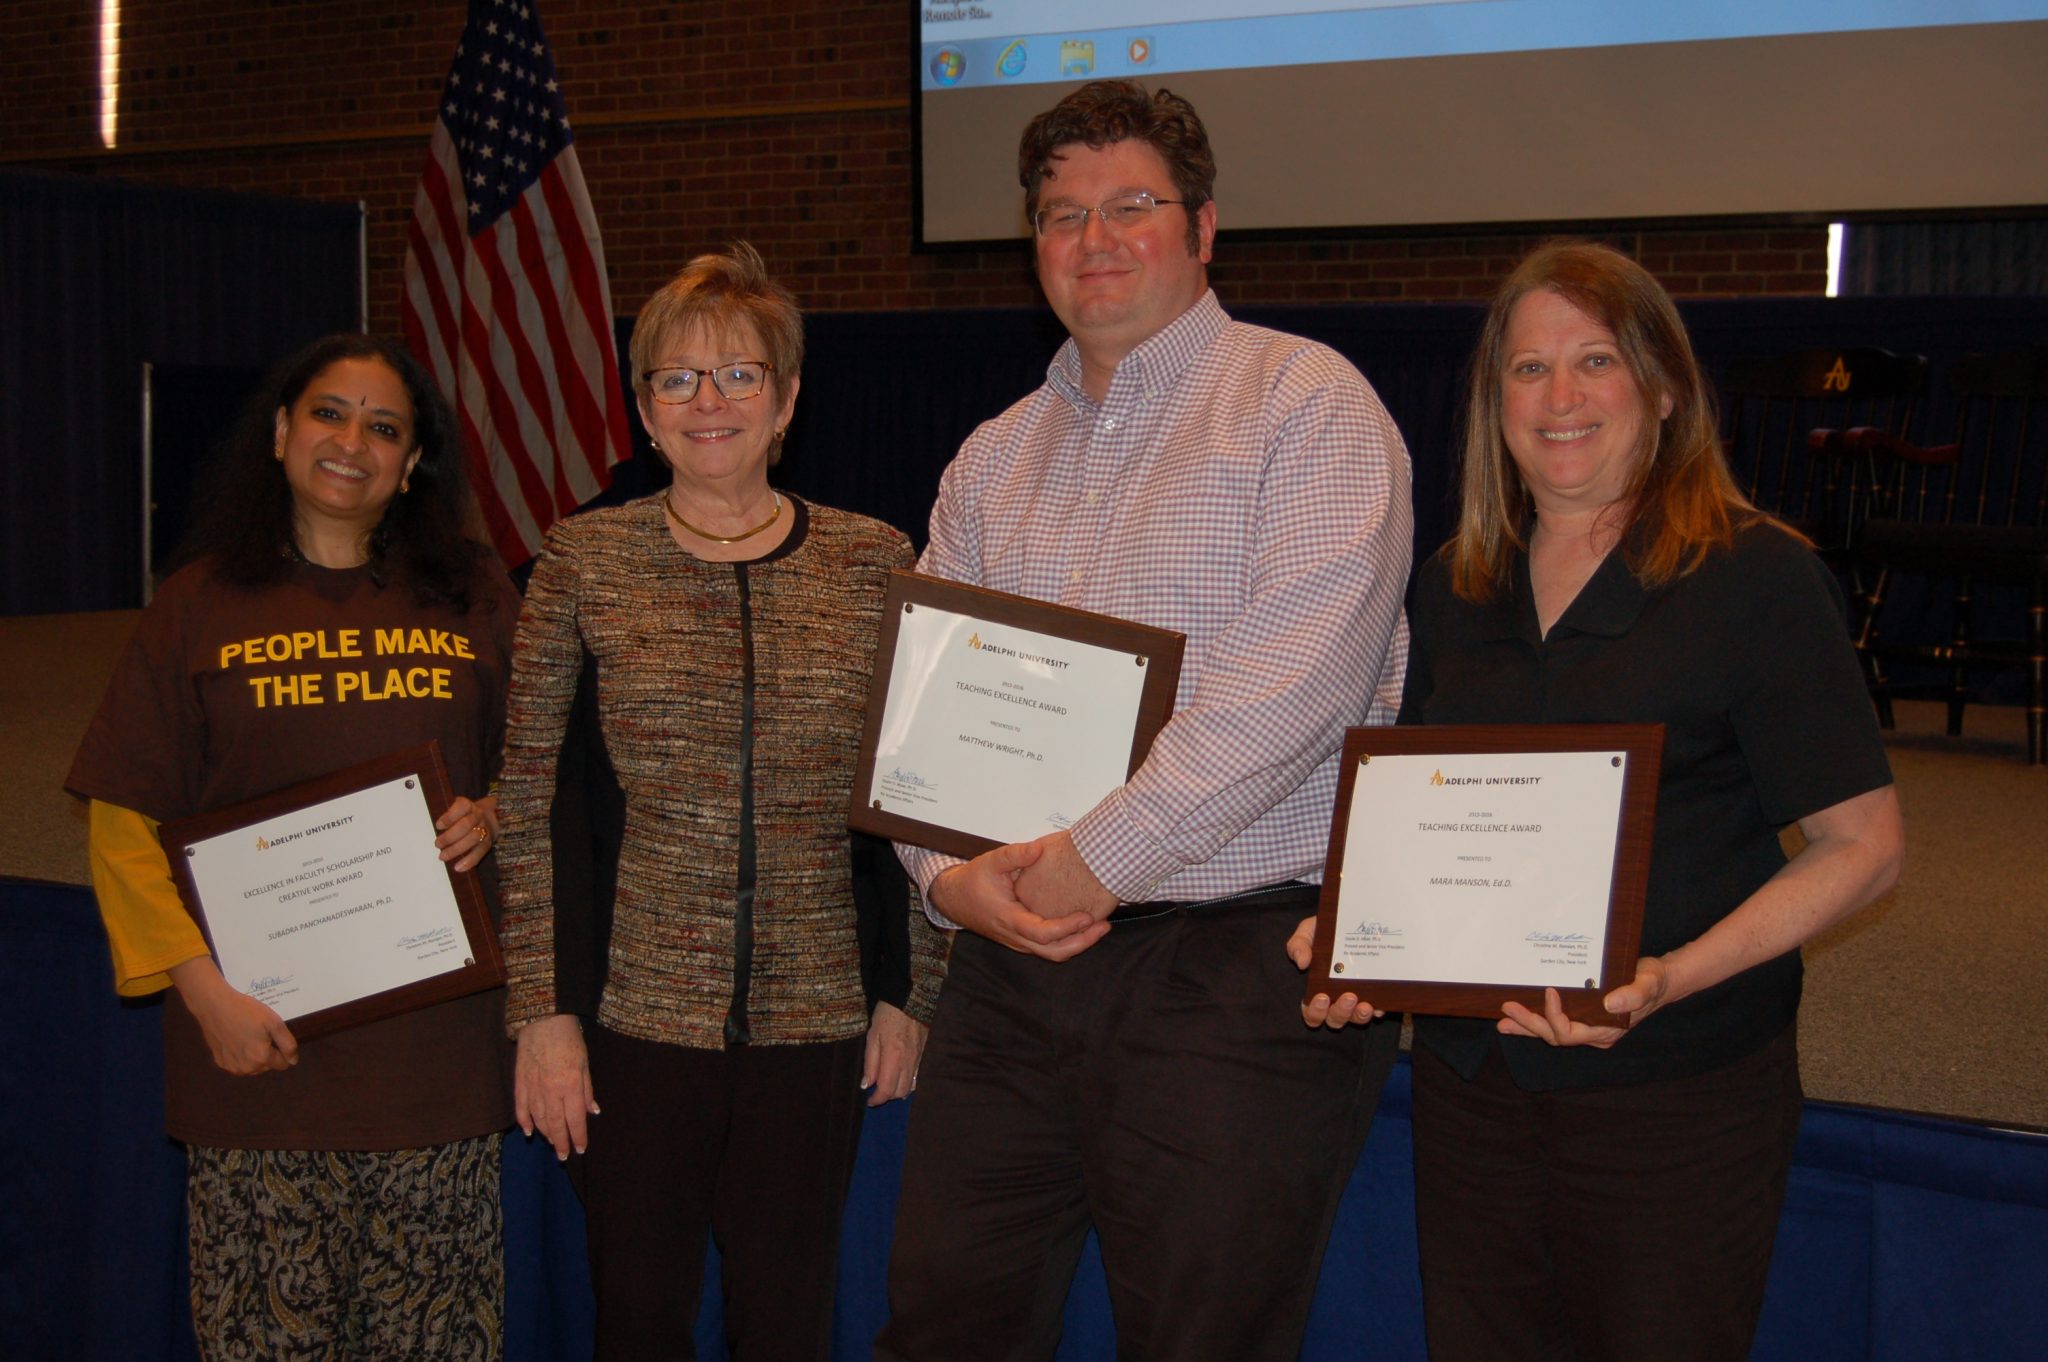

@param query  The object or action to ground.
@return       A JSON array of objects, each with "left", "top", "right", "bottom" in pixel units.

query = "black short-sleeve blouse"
[{"left": 1400, "top": 522, "right": 1893, "bottom": 1090}]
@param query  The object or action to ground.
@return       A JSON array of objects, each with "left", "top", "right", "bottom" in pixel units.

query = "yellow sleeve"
[{"left": 87, "top": 799, "right": 210, "bottom": 997}]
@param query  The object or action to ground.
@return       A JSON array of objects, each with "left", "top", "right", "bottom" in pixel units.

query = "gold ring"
[{"left": 475, "top": 824, "right": 489, "bottom": 841}]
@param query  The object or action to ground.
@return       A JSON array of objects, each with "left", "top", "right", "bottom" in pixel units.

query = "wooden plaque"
[
  {"left": 1305, "top": 723, "right": 1664, "bottom": 1027},
  {"left": 850, "top": 570, "right": 1185, "bottom": 859},
  {"left": 157, "top": 740, "right": 504, "bottom": 1042}
]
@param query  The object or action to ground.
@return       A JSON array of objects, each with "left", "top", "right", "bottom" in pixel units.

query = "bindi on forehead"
[{"left": 308, "top": 389, "right": 407, "bottom": 418}]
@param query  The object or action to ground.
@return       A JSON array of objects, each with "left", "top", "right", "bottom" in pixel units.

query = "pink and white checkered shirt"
[{"left": 903, "top": 292, "right": 1412, "bottom": 912}]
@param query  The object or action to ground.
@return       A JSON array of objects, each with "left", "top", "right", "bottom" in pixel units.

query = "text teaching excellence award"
[
  {"left": 850, "top": 571, "right": 1184, "bottom": 859},
  {"left": 1304, "top": 724, "right": 1664, "bottom": 1026},
  {"left": 157, "top": 741, "right": 504, "bottom": 1040}
]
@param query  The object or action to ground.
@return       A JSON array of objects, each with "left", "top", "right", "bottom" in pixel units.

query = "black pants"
[
  {"left": 576, "top": 1025, "right": 866, "bottom": 1362},
  {"left": 876, "top": 889, "right": 1400, "bottom": 1362},
  {"left": 1411, "top": 1027, "right": 1804, "bottom": 1362}
]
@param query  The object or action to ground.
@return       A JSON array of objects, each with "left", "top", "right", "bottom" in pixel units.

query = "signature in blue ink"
[
  {"left": 888, "top": 768, "right": 936, "bottom": 790},
  {"left": 397, "top": 926, "right": 456, "bottom": 948},
  {"left": 1525, "top": 931, "right": 1589, "bottom": 943},
  {"left": 248, "top": 974, "right": 293, "bottom": 992},
  {"left": 1349, "top": 921, "right": 1404, "bottom": 939},
  {"left": 1045, "top": 812, "right": 1074, "bottom": 829}
]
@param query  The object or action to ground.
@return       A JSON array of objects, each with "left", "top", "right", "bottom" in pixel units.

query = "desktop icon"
[
  {"left": 929, "top": 48, "right": 966, "bottom": 86},
  {"left": 1060, "top": 39, "right": 1095, "bottom": 77},
  {"left": 996, "top": 39, "right": 1028, "bottom": 78},
  {"left": 1128, "top": 36, "right": 1153, "bottom": 66}
]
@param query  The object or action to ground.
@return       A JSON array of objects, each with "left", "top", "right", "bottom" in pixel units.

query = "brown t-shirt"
[{"left": 67, "top": 556, "right": 518, "bottom": 1150}]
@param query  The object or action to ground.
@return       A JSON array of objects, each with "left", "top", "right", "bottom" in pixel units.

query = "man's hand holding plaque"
[{"left": 920, "top": 829, "right": 1121, "bottom": 962}]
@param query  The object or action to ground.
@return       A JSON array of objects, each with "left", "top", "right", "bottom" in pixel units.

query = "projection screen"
[{"left": 915, "top": 0, "right": 2048, "bottom": 247}]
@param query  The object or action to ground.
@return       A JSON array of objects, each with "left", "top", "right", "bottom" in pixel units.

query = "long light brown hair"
[{"left": 1449, "top": 240, "right": 1759, "bottom": 602}]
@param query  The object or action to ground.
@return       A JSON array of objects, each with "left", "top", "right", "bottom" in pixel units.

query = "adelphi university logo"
[
  {"left": 1430, "top": 770, "right": 1446, "bottom": 786},
  {"left": 255, "top": 835, "right": 272, "bottom": 851},
  {"left": 968, "top": 632, "right": 983, "bottom": 650},
  {"left": 1822, "top": 355, "right": 1852, "bottom": 392}
]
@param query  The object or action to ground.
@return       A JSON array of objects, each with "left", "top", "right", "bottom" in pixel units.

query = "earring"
[
  {"left": 400, "top": 477, "right": 412, "bottom": 494},
  {"left": 273, "top": 443, "right": 285, "bottom": 462},
  {"left": 774, "top": 428, "right": 787, "bottom": 442}
]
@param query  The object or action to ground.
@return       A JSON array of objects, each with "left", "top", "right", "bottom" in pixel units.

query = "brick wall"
[{"left": 4, "top": 0, "right": 1828, "bottom": 331}]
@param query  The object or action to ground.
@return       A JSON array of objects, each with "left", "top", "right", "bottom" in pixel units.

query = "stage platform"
[{"left": 7, "top": 876, "right": 2044, "bottom": 1361}]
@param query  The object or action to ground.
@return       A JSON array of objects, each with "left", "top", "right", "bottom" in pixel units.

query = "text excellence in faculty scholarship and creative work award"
[{"left": 156, "top": 740, "right": 504, "bottom": 1041}]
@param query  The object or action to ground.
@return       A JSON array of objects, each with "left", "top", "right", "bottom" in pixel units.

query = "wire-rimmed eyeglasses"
[{"left": 1031, "top": 192, "right": 1186, "bottom": 238}]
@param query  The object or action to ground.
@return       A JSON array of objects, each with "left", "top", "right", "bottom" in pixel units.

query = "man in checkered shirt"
[{"left": 880, "top": 80, "right": 1413, "bottom": 1362}]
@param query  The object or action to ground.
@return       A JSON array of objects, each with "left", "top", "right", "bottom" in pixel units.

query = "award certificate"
[
  {"left": 1305, "top": 724, "right": 1662, "bottom": 1025},
  {"left": 851, "top": 572, "right": 1183, "bottom": 858},
  {"left": 159, "top": 742, "right": 504, "bottom": 1040}
]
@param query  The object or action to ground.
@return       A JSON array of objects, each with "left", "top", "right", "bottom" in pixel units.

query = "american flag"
[{"left": 401, "top": 0, "right": 632, "bottom": 566}]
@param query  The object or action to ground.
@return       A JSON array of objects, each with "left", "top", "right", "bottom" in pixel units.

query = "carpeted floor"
[
  {"left": 1798, "top": 698, "right": 2046, "bottom": 1129},
  {"left": 5, "top": 609, "right": 2043, "bottom": 1127},
  {"left": 0, "top": 610, "right": 134, "bottom": 884}
]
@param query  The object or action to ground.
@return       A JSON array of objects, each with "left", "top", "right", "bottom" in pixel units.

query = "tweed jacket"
[{"left": 498, "top": 495, "right": 947, "bottom": 1048}]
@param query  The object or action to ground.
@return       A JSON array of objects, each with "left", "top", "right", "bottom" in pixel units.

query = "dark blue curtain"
[
  {"left": 0, "top": 171, "right": 360, "bottom": 616},
  {"left": 1840, "top": 220, "right": 2048, "bottom": 296},
  {"left": 34, "top": 237, "right": 2048, "bottom": 611},
  {"left": 745, "top": 295, "right": 2048, "bottom": 571}
]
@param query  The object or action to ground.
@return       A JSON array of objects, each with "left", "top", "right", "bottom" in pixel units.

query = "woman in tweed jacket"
[{"left": 495, "top": 244, "right": 947, "bottom": 1361}]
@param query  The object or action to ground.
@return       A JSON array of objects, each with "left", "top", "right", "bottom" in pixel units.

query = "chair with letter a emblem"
[
  {"left": 1844, "top": 348, "right": 2048, "bottom": 763},
  {"left": 1718, "top": 347, "right": 1928, "bottom": 559}
]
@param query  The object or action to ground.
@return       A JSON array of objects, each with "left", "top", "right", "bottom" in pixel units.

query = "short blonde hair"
[
  {"left": 628, "top": 241, "right": 803, "bottom": 404},
  {"left": 1450, "top": 240, "right": 1757, "bottom": 601}
]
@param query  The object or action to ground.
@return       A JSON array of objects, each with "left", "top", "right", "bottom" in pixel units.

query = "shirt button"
[
  {"left": 1068, "top": 569, "right": 1083, "bottom": 585},
  {"left": 1100, "top": 417, "right": 1119, "bottom": 432},
  {"left": 1084, "top": 491, "right": 1099, "bottom": 505}
]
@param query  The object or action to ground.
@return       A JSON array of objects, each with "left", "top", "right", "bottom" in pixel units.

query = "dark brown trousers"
[
  {"left": 577, "top": 1026, "right": 866, "bottom": 1362},
  {"left": 877, "top": 890, "right": 1400, "bottom": 1362},
  {"left": 1412, "top": 1027, "right": 1804, "bottom": 1362}
]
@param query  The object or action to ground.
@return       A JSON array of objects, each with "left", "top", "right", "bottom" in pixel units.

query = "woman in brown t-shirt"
[{"left": 68, "top": 333, "right": 518, "bottom": 1360}]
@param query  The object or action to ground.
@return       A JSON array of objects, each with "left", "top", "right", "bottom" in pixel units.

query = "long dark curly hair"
[{"left": 171, "top": 333, "right": 491, "bottom": 611}]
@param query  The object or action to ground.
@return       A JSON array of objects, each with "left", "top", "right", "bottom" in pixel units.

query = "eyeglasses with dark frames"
[{"left": 641, "top": 361, "right": 776, "bottom": 404}]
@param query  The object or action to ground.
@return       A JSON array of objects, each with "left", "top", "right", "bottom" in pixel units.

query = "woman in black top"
[{"left": 1290, "top": 241, "right": 1903, "bottom": 1362}]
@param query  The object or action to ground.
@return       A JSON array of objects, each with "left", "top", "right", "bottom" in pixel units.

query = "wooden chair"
[
  {"left": 1718, "top": 348, "right": 1928, "bottom": 557},
  {"left": 1847, "top": 349, "right": 2048, "bottom": 763}
]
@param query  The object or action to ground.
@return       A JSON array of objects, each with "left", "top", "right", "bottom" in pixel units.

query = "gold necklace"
[{"left": 664, "top": 490, "right": 782, "bottom": 544}]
